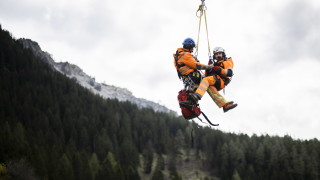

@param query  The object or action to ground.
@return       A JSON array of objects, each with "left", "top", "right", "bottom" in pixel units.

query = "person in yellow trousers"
[
  {"left": 175, "top": 38, "right": 237, "bottom": 113},
  {"left": 202, "top": 46, "right": 237, "bottom": 112}
]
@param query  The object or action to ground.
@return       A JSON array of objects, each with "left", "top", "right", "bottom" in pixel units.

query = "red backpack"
[
  {"left": 178, "top": 89, "right": 201, "bottom": 119},
  {"left": 177, "top": 89, "right": 219, "bottom": 126}
]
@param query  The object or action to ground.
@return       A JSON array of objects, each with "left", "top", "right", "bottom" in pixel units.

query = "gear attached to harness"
[{"left": 178, "top": 89, "right": 219, "bottom": 126}]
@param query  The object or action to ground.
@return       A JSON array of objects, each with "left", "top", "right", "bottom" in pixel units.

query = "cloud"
[{"left": 271, "top": 0, "right": 320, "bottom": 61}]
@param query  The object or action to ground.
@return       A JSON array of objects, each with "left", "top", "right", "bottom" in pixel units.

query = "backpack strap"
[{"left": 174, "top": 50, "right": 187, "bottom": 79}]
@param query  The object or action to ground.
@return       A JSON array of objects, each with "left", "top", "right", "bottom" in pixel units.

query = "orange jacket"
[
  {"left": 216, "top": 57, "right": 234, "bottom": 79},
  {"left": 205, "top": 57, "right": 234, "bottom": 90},
  {"left": 173, "top": 48, "right": 212, "bottom": 76}
]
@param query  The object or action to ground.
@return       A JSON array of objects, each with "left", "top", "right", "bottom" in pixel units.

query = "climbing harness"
[{"left": 195, "top": 0, "right": 212, "bottom": 60}]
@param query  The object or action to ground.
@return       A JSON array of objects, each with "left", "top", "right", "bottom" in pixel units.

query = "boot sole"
[{"left": 223, "top": 104, "right": 238, "bottom": 113}]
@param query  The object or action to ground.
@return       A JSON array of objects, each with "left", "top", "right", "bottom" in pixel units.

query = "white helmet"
[{"left": 213, "top": 47, "right": 225, "bottom": 54}]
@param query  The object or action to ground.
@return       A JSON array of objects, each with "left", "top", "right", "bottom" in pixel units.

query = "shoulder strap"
[
  {"left": 174, "top": 50, "right": 187, "bottom": 79},
  {"left": 174, "top": 51, "right": 186, "bottom": 67}
]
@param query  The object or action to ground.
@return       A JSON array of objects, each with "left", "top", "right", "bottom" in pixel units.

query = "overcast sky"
[{"left": 1, "top": 0, "right": 320, "bottom": 140}]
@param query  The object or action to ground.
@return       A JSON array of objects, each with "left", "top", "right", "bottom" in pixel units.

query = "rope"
[
  {"left": 195, "top": 3, "right": 203, "bottom": 57},
  {"left": 195, "top": 0, "right": 212, "bottom": 59}
]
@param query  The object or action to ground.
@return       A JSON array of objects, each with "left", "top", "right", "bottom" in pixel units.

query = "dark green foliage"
[
  {"left": 5, "top": 159, "right": 38, "bottom": 180},
  {"left": 168, "top": 152, "right": 182, "bottom": 180},
  {"left": 151, "top": 155, "right": 165, "bottom": 180},
  {"left": 0, "top": 25, "right": 188, "bottom": 179},
  {"left": 1, "top": 25, "right": 320, "bottom": 180},
  {"left": 142, "top": 141, "right": 153, "bottom": 174}
]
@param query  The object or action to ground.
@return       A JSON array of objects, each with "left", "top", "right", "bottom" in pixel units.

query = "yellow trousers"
[{"left": 194, "top": 76, "right": 227, "bottom": 108}]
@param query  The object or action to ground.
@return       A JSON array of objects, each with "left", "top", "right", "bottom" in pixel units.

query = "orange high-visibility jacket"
[
  {"left": 216, "top": 57, "right": 234, "bottom": 79},
  {"left": 173, "top": 48, "right": 212, "bottom": 76},
  {"left": 206, "top": 57, "right": 234, "bottom": 90}
]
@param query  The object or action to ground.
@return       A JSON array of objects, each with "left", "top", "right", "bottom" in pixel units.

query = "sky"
[{"left": 1, "top": 0, "right": 320, "bottom": 140}]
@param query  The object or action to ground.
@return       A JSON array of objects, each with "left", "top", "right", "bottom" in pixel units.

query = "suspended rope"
[{"left": 195, "top": 0, "right": 212, "bottom": 60}]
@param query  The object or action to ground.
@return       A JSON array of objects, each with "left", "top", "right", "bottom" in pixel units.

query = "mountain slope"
[
  {"left": 18, "top": 38, "right": 174, "bottom": 114},
  {"left": 0, "top": 25, "right": 191, "bottom": 179}
]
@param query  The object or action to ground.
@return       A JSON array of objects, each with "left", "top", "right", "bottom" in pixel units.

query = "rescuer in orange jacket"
[
  {"left": 173, "top": 38, "right": 213, "bottom": 85},
  {"left": 201, "top": 47, "right": 237, "bottom": 112},
  {"left": 175, "top": 38, "right": 237, "bottom": 112}
]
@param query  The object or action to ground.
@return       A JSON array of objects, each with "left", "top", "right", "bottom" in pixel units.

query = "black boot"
[
  {"left": 179, "top": 93, "right": 199, "bottom": 107},
  {"left": 223, "top": 101, "right": 237, "bottom": 112}
]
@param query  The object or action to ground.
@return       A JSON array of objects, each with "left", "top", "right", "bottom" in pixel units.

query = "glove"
[
  {"left": 212, "top": 66, "right": 222, "bottom": 74},
  {"left": 213, "top": 61, "right": 220, "bottom": 66}
]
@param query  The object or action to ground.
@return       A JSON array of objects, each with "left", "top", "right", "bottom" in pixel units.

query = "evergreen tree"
[
  {"left": 72, "top": 151, "right": 92, "bottom": 180},
  {"left": 232, "top": 169, "right": 242, "bottom": 180},
  {"left": 0, "top": 163, "right": 10, "bottom": 180},
  {"left": 143, "top": 141, "right": 154, "bottom": 174},
  {"left": 291, "top": 146, "right": 305, "bottom": 179},
  {"left": 12, "top": 122, "right": 30, "bottom": 158},
  {"left": 6, "top": 159, "right": 38, "bottom": 180},
  {"left": 89, "top": 153, "right": 101, "bottom": 180},
  {"left": 255, "top": 143, "right": 265, "bottom": 177},
  {"left": 0, "top": 122, "right": 13, "bottom": 161},
  {"left": 97, "top": 152, "right": 124, "bottom": 180},
  {"left": 151, "top": 155, "right": 165, "bottom": 180},
  {"left": 168, "top": 152, "right": 182, "bottom": 180},
  {"left": 56, "top": 154, "right": 74, "bottom": 180}
]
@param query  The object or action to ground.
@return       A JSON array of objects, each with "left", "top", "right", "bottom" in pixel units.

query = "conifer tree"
[
  {"left": 143, "top": 141, "right": 154, "bottom": 174},
  {"left": 56, "top": 154, "right": 74, "bottom": 180},
  {"left": 89, "top": 153, "right": 101, "bottom": 180}
]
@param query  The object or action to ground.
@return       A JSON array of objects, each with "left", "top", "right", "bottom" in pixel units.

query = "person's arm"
[
  {"left": 183, "top": 53, "right": 213, "bottom": 71},
  {"left": 215, "top": 57, "right": 234, "bottom": 77}
]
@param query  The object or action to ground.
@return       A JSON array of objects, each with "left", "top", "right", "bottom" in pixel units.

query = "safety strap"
[
  {"left": 197, "top": 111, "right": 219, "bottom": 126},
  {"left": 195, "top": 0, "right": 212, "bottom": 59}
]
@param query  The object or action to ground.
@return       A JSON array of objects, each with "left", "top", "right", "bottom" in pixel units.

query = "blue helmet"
[{"left": 182, "top": 38, "right": 196, "bottom": 49}]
